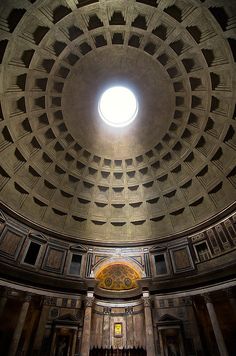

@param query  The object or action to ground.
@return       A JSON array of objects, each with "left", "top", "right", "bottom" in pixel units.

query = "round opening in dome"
[{"left": 98, "top": 86, "right": 138, "bottom": 127}]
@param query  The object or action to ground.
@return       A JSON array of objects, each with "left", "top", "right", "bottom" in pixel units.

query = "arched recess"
[{"left": 92, "top": 257, "right": 145, "bottom": 291}]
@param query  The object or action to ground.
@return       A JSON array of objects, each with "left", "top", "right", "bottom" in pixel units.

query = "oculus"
[{"left": 98, "top": 86, "right": 138, "bottom": 127}]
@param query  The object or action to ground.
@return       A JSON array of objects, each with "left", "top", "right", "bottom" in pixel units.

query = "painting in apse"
[{"left": 95, "top": 263, "right": 141, "bottom": 291}]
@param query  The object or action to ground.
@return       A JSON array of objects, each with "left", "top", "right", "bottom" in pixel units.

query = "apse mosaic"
[{"left": 96, "top": 263, "right": 140, "bottom": 291}]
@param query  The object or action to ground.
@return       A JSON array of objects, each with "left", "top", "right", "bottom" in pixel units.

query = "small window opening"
[
  {"left": 24, "top": 241, "right": 41, "bottom": 265},
  {"left": 154, "top": 254, "right": 167, "bottom": 274},
  {"left": 69, "top": 254, "right": 82, "bottom": 275}
]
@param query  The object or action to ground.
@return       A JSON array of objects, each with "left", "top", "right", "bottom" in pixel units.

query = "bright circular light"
[{"left": 98, "top": 86, "right": 138, "bottom": 127}]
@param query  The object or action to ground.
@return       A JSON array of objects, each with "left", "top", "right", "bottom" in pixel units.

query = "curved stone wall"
[{"left": 0, "top": 209, "right": 235, "bottom": 293}]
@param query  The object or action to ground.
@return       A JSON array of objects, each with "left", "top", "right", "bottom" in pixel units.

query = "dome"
[{"left": 0, "top": 0, "right": 235, "bottom": 246}]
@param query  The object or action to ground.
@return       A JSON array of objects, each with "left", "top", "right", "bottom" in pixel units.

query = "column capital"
[
  {"left": 201, "top": 293, "right": 212, "bottom": 304},
  {"left": 85, "top": 296, "right": 94, "bottom": 308},
  {"left": 0, "top": 286, "right": 10, "bottom": 298},
  {"left": 23, "top": 293, "right": 33, "bottom": 303},
  {"left": 224, "top": 287, "right": 234, "bottom": 298},
  {"left": 103, "top": 307, "right": 111, "bottom": 315},
  {"left": 143, "top": 296, "right": 152, "bottom": 307},
  {"left": 2, "top": 287, "right": 20, "bottom": 299}
]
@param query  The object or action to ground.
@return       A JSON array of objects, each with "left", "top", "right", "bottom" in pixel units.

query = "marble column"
[
  {"left": 80, "top": 291, "right": 94, "bottom": 356},
  {"left": 71, "top": 328, "right": 78, "bottom": 356},
  {"left": 203, "top": 294, "right": 228, "bottom": 356},
  {"left": 8, "top": 293, "right": 32, "bottom": 356},
  {"left": 126, "top": 307, "right": 134, "bottom": 349},
  {"left": 225, "top": 288, "right": 236, "bottom": 317},
  {"left": 103, "top": 307, "right": 111, "bottom": 349},
  {"left": 75, "top": 327, "right": 83, "bottom": 355},
  {"left": 32, "top": 296, "right": 50, "bottom": 355},
  {"left": 50, "top": 327, "right": 57, "bottom": 356},
  {"left": 0, "top": 287, "right": 8, "bottom": 318},
  {"left": 143, "top": 291, "right": 156, "bottom": 356}
]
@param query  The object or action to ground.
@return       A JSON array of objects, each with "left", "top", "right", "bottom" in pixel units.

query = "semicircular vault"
[{"left": 96, "top": 263, "right": 141, "bottom": 291}]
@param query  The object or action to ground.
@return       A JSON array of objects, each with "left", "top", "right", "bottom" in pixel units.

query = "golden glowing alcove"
[{"left": 95, "top": 263, "right": 141, "bottom": 291}]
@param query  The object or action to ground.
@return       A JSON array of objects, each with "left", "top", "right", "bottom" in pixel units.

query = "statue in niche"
[
  {"left": 55, "top": 336, "right": 69, "bottom": 356},
  {"left": 166, "top": 336, "right": 180, "bottom": 356}
]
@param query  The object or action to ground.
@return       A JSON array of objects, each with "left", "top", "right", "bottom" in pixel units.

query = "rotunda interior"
[{"left": 0, "top": 0, "right": 235, "bottom": 355}]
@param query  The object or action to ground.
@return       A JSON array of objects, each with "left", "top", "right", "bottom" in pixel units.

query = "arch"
[
  {"left": 93, "top": 257, "right": 145, "bottom": 291},
  {"left": 92, "top": 256, "right": 145, "bottom": 278}
]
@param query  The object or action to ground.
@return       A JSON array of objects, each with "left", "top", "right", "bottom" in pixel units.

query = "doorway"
[
  {"left": 157, "top": 314, "right": 186, "bottom": 356},
  {"left": 49, "top": 314, "right": 79, "bottom": 356}
]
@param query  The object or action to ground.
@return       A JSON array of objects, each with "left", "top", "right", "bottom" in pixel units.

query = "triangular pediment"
[
  {"left": 159, "top": 314, "right": 180, "bottom": 322},
  {"left": 0, "top": 210, "right": 6, "bottom": 223},
  {"left": 149, "top": 245, "right": 167, "bottom": 253},
  {"left": 56, "top": 313, "right": 77, "bottom": 322},
  {"left": 70, "top": 244, "right": 87, "bottom": 253},
  {"left": 29, "top": 232, "right": 47, "bottom": 243}
]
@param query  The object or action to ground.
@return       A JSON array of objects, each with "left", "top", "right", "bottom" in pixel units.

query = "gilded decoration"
[
  {"left": 114, "top": 323, "right": 123, "bottom": 337},
  {"left": 96, "top": 263, "right": 140, "bottom": 291}
]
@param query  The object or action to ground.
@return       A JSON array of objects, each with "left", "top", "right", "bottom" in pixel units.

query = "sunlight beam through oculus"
[{"left": 98, "top": 86, "right": 138, "bottom": 127}]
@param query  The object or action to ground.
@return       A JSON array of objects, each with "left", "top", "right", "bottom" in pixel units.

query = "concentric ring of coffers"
[{"left": 0, "top": 0, "right": 235, "bottom": 243}]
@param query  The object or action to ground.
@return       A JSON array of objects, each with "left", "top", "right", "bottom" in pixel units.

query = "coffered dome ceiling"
[{"left": 0, "top": 0, "right": 235, "bottom": 244}]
